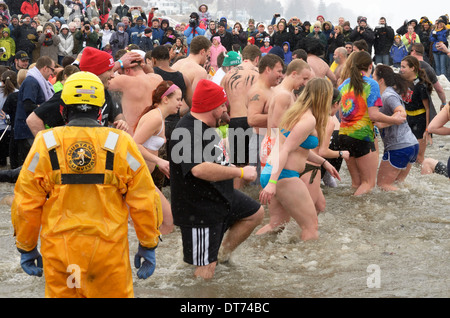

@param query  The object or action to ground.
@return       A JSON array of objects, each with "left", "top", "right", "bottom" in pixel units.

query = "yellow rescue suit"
[{"left": 11, "top": 126, "right": 162, "bottom": 298}]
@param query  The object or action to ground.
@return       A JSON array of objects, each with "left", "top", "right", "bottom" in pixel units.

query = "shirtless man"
[
  {"left": 333, "top": 47, "right": 348, "bottom": 85},
  {"left": 247, "top": 54, "right": 285, "bottom": 186},
  {"left": 256, "top": 59, "right": 312, "bottom": 235},
  {"left": 108, "top": 51, "right": 163, "bottom": 135},
  {"left": 220, "top": 45, "right": 261, "bottom": 188},
  {"left": 305, "top": 37, "right": 337, "bottom": 87},
  {"left": 171, "top": 35, "right": 211, "bottom": 91}
]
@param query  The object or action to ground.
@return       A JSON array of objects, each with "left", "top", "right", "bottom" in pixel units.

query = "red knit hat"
[
  {"left": 79, "top": 47, "right": 115, "bottom": 76},
  {"left": 191, "top": 79, "right": 228, "bottom": 113}
]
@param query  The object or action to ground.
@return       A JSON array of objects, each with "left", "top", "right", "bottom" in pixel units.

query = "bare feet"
[
  {"left": 255, "top": 223, "right": 285, "bottom": 235},
  {"left": 194, "top": 262, "right": 217, "bottom": 279}
]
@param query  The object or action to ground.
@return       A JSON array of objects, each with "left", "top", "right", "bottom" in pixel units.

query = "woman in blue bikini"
[
  {"left": 259, "top": 78, "right": 340, "bottom": 241},
  {"left": 133, "top": 81, "right": 183, "bottom": 235}
]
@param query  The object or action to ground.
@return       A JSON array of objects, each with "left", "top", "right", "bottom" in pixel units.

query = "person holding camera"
[
  {"left": 183, "top": 12, "right": 205, "bottom": 54},
  {"left": 73, "top": 23, "right": 99, "bottom": 54},
  {"left": 38, "top": 22, "right": 61, "bottom": 64},
  {"left": 350, "top": 17, "right": 375, "bottom": 54},
  {"left": 374, "top": 17, "right": 394, "bottom": 65}
]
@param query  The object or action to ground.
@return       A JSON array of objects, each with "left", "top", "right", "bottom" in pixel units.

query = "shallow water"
[{"left": 0, "top": 95, "right": 449, "bottom": 298}]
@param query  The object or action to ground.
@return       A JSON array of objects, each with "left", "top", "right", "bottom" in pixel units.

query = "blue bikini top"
[{"left": 281, "top": 129, "right": 319, "bottom": 149}]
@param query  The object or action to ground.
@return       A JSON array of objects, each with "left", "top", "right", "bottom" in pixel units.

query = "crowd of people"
[{"left": 1, "top": 1, "right": 450, "bottom": 297}]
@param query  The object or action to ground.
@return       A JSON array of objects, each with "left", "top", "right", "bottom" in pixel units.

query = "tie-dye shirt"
[{"left": 338, "top": 76, "right": 382, "bottom": 142}]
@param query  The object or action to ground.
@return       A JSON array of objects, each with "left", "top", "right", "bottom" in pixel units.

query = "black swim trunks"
[{"left": 338, "top": 134, "right": 376, "bottom": 158}]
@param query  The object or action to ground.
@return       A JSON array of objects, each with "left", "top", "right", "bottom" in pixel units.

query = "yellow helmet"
[{"left": 61, "top": 71, "right": 105, "bottom": 107}]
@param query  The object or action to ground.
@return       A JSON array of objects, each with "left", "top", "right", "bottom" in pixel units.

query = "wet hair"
[
  {"left": 348, "top": 51, "right": 373, "bottom": 96},
  {"left": 410, "top": 43, "right": 424, "bottom": 56},
  {"left": 401, "top": 55, "right": 433, "bottom": 94},
  {"left": 258, "top": 53, "right": 283, "bottom": 74},
  {"left": 374, "top": 64, "right": 409, "bottom": 97}
]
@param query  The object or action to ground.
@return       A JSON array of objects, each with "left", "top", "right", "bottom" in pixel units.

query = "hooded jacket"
[
  {"left": 0, "top": 1, "right": 10, "bottom": 24},
  {"left": 58, "top": 25, "right": 74, "bottom": 58},
  {"left": 0, "top": 27, "right": 15, "bottom": 62},
  {"left": 210, "top": 36, "right": 227, "bottom": 70},
  {"left": 38, "top": 22, "right": 61, "bottom": 63},
  {"left": 283, "top": 41, "right": 292, "bottom": 63}
]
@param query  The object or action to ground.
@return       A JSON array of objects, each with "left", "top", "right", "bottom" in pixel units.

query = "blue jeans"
[
  {"left": 433, "top": 52, "right": 447, "bottom": 77},
  {"left": 375, "top": 54, "right": 390, "bottom": 65}
]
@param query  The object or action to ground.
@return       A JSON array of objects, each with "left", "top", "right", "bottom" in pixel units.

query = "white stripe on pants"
[{"left": 192, "top": 227, "right": 209, "bottom": 266}]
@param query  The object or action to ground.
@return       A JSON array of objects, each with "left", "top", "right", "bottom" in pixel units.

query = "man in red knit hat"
[
  {"left": 169, "top": 79, "right": 264, "bottom": 279},
  {"left": 26, "top": 47, "right": 143, "bottom": 135}
]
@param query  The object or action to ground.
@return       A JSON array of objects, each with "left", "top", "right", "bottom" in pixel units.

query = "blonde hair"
[
  {"left": 280, "top": 77, "right": 332, "bottom": 144},
  {"left": 17, "top": 69, "right": 28, "bottom": 86}
]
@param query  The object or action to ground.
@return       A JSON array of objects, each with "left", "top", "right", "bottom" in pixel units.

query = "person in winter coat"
[
  {"left": 138, "top": 27, "right": 154, "bottom": 52},
  {"left": 73, "top": 23, "right": 99, "bottom": 54},
  {"left": 161, "top": 27, "right": 177, "bottom": 46},
  {"left": 86, "top": 1, "right": 100, "bottom": 22},
  {"left": 260, "top": 37, "right": 273, "bottom": 55},
  {"left": 210, "top": 36, "right": 226, "bottom": 71},
  {"left": 12, "top": 14, "right": 37, "bottom": 57},
  {"left": 401, "top": 24, "right": 421, "bottom": 51},
  {"left": 96, "top": 0, "right": 112, "bottom": 25},
  {"left": 130, "top": 16, "right": 146, "bottom": 45},
  {"left": 197, "top": 4, "right": 211, "bottom": 23},
  {"left": 254, "top": 22, "right": 270, "bottom": 48},
  {"left": 215, "top": 21, "right": 232, "bottom": 52},
  {"left": 390, "top": 35, "right": 408, "bottom": 68},
  {"left": 273, "top": 20, "right": 293, "bottom": 48},
  {"left": 39, "top": 22, "right": 61, "bottom": 63},
  {"left": 0, "top": 1, "right": 10, "bottom": 24},
  {"left": 67, "top": 0, "right": 85, "bottom": 24},
  {"left": 0, "top": 27, "right": 15, "bottom": 65},
  {"left": 429, "top": 17, "right": 449, "bottom": 77},
  {"left": 150, "top": 18, "right": 164, "bottom": 45},
  {"left": 100, "top": 22, "right": 113, "bottom": 49},
  {"left": 49, "top": 0, "right": 65, "bottom": 21},
  {"left": 204, "top": 20, "right": 218, "bottom": 40},
  {"left": 57, "top": 24, "right": 74, "bottom": 65},
  {"left": 350, "top": 17, "right": 375, "bottom": 54},
  {"left": 282, "top": 41, "right": 292, "bottom": 63},
  {"left": 20, "top": 0, "right": 39, "bottom": 19},
  {"left": 184, "top": 12, "right": 205, "bottom": 52},
  {"left": 342, "top": 21, "right": 353, "bottom": 43},
  {"left": 109, "top": 22, "right": 127, "bottom": 57},
  {"left": 4, "top": 0, "right": 20, "bottom": 16},
  {"left": 327, "top": 25, "right": 344, "bottom": 64},
  {"left": 231, "top": 22, "right": 247, "bottom": 50},
  {"left": 419, "top": 19, "right": 433, "bottom": 63},
  {"left": 307, "top": 21, "right": 327, "bottom": 48},
  {"left": 374, "top": 17, "right": 395, "bottom": 65}
]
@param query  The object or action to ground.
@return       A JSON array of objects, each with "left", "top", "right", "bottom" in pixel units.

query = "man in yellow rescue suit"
[{"left": 11, "top": 71, "right": 162, "bottom": 298}]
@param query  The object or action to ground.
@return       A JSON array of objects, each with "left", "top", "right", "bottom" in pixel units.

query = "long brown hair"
[
  {"left": 374, "top": 64, "right": 410, "bottom": 97},
  {"left": 133, "top": 80, "right": 176, "bottom": 132},
  {"left": 401, "top": 55, "right": 433, "bottom": 94},
  {"left": 348, "top": 51, "right": 372, "bottom": 96}
]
